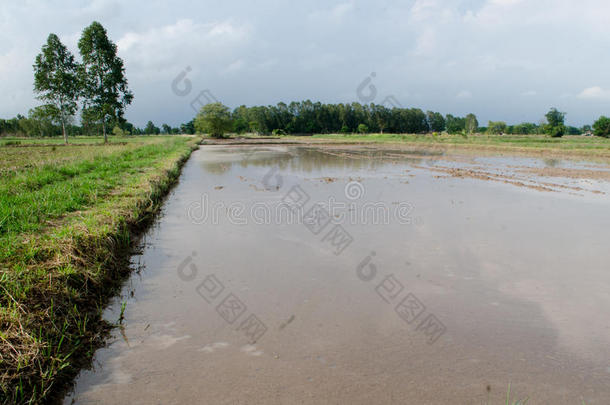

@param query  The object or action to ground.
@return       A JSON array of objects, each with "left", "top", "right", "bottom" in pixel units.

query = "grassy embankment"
[
  {"left": 0, "top": 136, "right": 159, "bottom": 146},
  {"left": 0, "top": 135, "right": 199, "bottom": 404},
  {"left": 281, "top": 133, "right": 610, "bottom": 157}
]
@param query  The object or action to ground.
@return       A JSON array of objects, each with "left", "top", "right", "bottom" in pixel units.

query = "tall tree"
[
  {"left": 544, "top": 107, "right": 566, "bottom": 138},
  {"left": 446, "top": 114, "right": 466, "bottom": 134},
  {"left": 33, "top": 33, "right": 80, "bottom": 144},
  {"left": 465, "top": 113, "right": 479, "bottom": 134},
  {"left": 78, "top": 21, "right": 133, "bottom": 143},
  {"left": 145, "top": 121, "right": 160, "bottom": 135},
  {"left": 426, "top": 111, "right": 446, "bottom": 132},
  {"left": 161, "top": 123, "right": 172, "bottom": 134}
]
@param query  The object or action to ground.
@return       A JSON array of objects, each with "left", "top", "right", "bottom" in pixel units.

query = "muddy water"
[{"left": 64, "top": 146, "right": 610, "bottom": 404}]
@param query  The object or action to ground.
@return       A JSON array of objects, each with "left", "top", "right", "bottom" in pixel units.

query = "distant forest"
[
  {"left": 224, "top": 102, "right": 588, "bottom": 136},
  {"left": 0, "top": 100, "right": 604, "bottom": 138}
]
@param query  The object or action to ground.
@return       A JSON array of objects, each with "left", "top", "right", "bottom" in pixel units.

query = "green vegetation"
[
  {"left": 27, "top": 21, "right": 132, "bottom": 144},
  {"left": 544, "top": 107, "right": 567, "bottom": 138},
  {"left": 357, "top": 123, "right": 369, "bottom": 134},
  {"left": 78, "top": 22, "right": 133, "bottom": 143},
  {"left": 183, "top": 101, "right": 604, "bottom": 138},
  {"left": 426, "top": 111, "right": 446, "bottom": 132},
  {"left": 112, "top": 125, "right": 126, "bottom": 137},
  {"left": 0, "top": 136, "right": 199, "bottom": 404},
  {"left": 33, "top": 34, "right": 80, "bottom": 144},
  {"left": 145, "top": 120, "right": 161, "bottom": 135},
  {"left": 2, "top": 21, "right": 188, "bottom": 140},
  {"left": 503, "top": 383, "right": 528, "bottom": 405},
  {"left": 0, "top": 115, "right": 189, "bottom": 137},
  {"left": 465, "top": 113, "right": 478, "bottom": 134},
  {"left": 0, "top": 136, "right": 160, "bottom": 146},
  {"left": 194, "top": 102, "right": 233, "bottom": 138},
  {"left": 220, "top": 130, "right": 610, "bottom": 157},
  {"left": 487, "top": 121, "right": 508, "bottom": 135},
  {"left": 593, "top": 116, "right": 610, "bottom": 137},
  {"left": 293, "top": 133, "right": 610, "bottom": 157}
]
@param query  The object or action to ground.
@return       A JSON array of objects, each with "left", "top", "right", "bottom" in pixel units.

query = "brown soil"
[{"left": 515, "top": 167, "right": 610, "bottom": 181}]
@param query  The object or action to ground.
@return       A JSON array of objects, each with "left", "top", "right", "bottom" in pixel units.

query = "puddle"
[{"left": 64, "top": 145, "right": 610, "bottom": 404}]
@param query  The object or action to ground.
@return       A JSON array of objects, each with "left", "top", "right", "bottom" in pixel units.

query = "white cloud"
[
  {"left": 331, "top": 2, "right": 354, "bottom": 18},
  {"left": 308, "top": 2, "right": 354, "bottom": 24},
  {"left": 114, "top": 18, "right": 251, "bottom": 80},
  {"left": 117, "top": 19, "right": 249, "bottom": 56},
  {"left": 521, "top": 90, "right": 537, "bottom": 97},
  {"left": 490, "top": 0, "right": 525, "bottom": 6},
  {"left": 225, "top": 59, "right": 245, "bottom": 72},
  {"left": 456, "top": 90, "right": 472, "bottom": 99},
  {"left": 577, "top": 86, "right": 610, "bottom": 100}
]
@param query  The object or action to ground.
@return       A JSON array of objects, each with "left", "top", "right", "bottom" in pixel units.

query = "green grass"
[
  {"left": 279, "top": 133, "right": 610, "bottom": 156},
  {"left": 0, "top": 135, "right": 178, "bottom": 146},
  {"left": 220, "top": 132, "right": 610, "bottom": 157},
  {"left": 0, "top": 135, "right": 199, "bottom": 404},
  {"left": 503, "top": 383, "right": 528, "bottom": 405}
]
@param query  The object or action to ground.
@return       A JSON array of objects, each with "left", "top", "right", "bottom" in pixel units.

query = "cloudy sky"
[{"left": 2, "top": 0, "right": 610, "bottom": 127}]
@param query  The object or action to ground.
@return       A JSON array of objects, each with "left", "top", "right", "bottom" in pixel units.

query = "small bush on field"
[{"left": 112, "top": 126, "right": 126, "bottom": 137}]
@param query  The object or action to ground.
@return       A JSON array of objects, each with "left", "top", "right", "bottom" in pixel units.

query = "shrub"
[
  {"left": 112, "top": 126, "right": 125, "bottom": 136},
  {"left": 487, "top": 121, "right": 507, "bottom": 135},
  {"left": 357, "top": 123, "right": 369, "bottom": 134},
  {"left": 593, "top": 116, "right": 610, "bottom": 137},
  {"left": 546, "top": 124, "right": 566, "bottom": 138}
]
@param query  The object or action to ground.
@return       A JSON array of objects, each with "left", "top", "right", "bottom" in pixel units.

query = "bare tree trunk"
[
  {"left": 103, "top": 118, "right": 107, "bottom": 143},
  {"left": 62, "top": 120, "right": 68, "bottom": 144}
]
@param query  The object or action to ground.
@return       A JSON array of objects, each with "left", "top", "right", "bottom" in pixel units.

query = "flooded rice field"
[{"left": 64, "top": 145, "right": 610, "bottom": 404}]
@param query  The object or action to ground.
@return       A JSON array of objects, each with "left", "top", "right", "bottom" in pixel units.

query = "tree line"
[
  {"left": 195, "top": 101, "right": 480, "bottom": 136},
  {"left": 194, "top": 102, "right": 610, "bottom": 138},
  {"left": 6, "top": 96, "right": 610, "bottom": 139},
  {"left": 0, "top": 115, "right": 192, "bottom": 138}
]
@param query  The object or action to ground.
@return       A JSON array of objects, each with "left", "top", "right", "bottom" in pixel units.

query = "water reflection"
[{"left": 199, "top": 146, "right": 434, "bottom": 175}]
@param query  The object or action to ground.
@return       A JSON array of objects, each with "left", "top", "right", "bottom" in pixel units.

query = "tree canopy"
[
  {"left": 229, "top": 101, "right": 437, "bottom": 135},
  {"left": 487, "top": 121, "right": 507, "bottom": 134},
  {"left": 593, "top": 116, "right": 610, "bottom": 137},
  {"left": 194, "top": 102, "right": 233, "bottom": 138},
  {"left": 78, "top": 21, "right": 133, "bottom": 143},
  {"left": 465, "top": 113, "right": 479, "bottom": 134},
  {"left": 33, "top": 33, "right": 80, "bottom": 143},
  {"left": 544, "top": 108, "right": 566, "bottom": 138}
]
